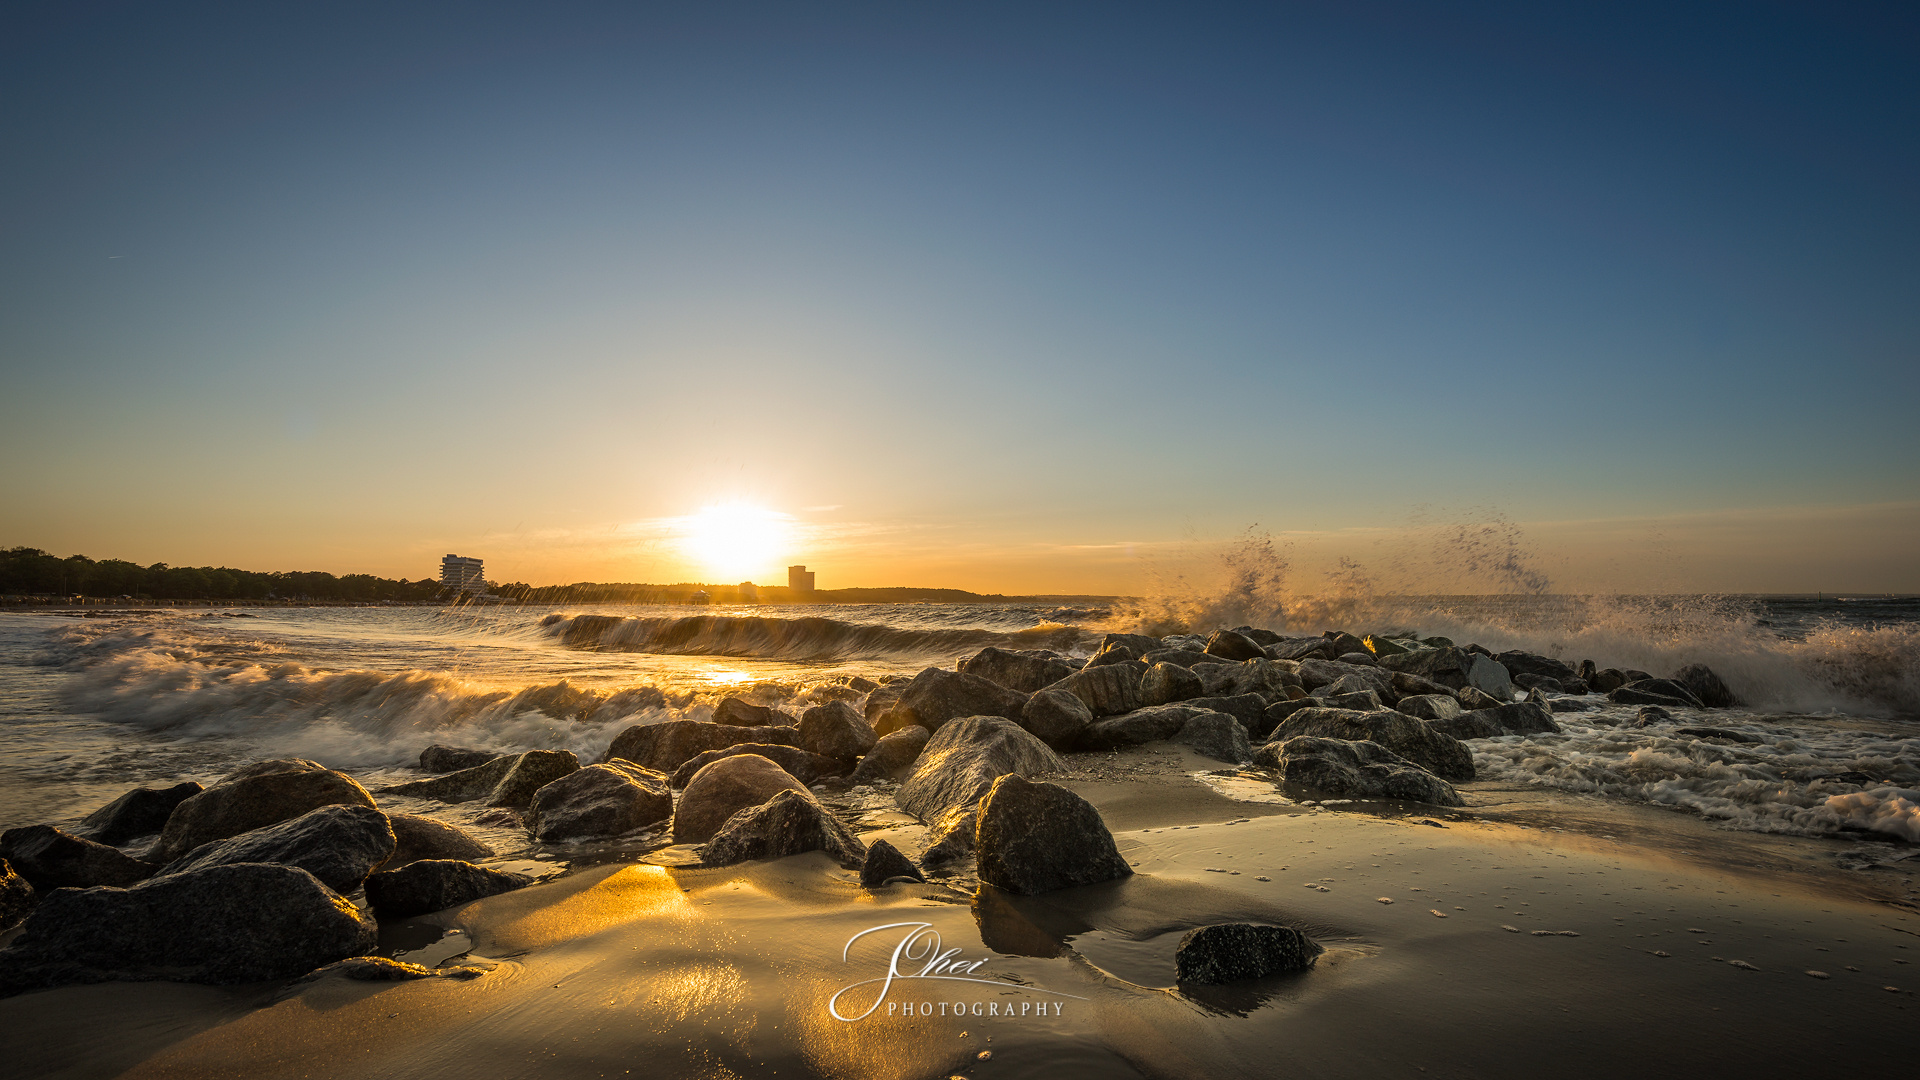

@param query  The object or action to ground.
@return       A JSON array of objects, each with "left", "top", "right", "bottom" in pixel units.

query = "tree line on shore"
[{"left": 0, "top": 548, "right": 447, "bottom": 602}]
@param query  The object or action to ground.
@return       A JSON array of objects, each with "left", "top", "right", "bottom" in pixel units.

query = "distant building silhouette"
[
  {"left": 738, "top": 581, "right": 759, "bottom": 602},
  {"left": 440, "top": 554, "right": 485, "bottom": 594},
  {"left": 788, "top": 565, "right": 815, "bottom": 592}
]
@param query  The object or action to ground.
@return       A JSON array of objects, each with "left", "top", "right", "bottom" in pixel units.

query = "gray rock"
[
  {"left": 1204, "top": 630, "right": 1267, "bottom": 662},
  {"left": 1670, "top": 664, "right": 1737, "bottom": 708},
  {"left": 1548, "top": 698, "right": 1593, "bottom": 713},
  {"left": 384, "top": 749, "right": 579, "bottom": 809},
  {"left": 1465, "top": 655, "right": 1515, "bottom": 699},
  {"left": 1175, "top": 923, "right": 1322, "bottom": 984},
  {"left": 1390, "top": 671, "right": 1458, "bottom": 700},
  {"left": 1049, "top": 662, "right": 1146, "bottom": 716},
  {"left": 1083, "top": 643, "right": 1140, "bottom": 668},
  {"left": 1326, "top": 688, "right": 1385, "bottom": 711},
  {"left": 1174, "top": 711, "right": 1252, "bottom": 763},
  {"left": 975, "top": 775, "right": 1132, "bottom": 895},
  {"left": 1455, "top": 686, "right": 1507, "bottom": 711},
  {"left": 1296, "top": 659, "right": 1394, "bottom": 698},
  {"left": 1512, "top": 673, "right": 1565, "bottom": 693},
  {"left": 673, "top": 754, "right": 810, "bottom": 843},
  {"left": 363, "top": 859, "right": 533, "bottom": 917},
  {"left": 850, "top": 725, "right": 932, "bottom": 784},
  {"left": 419, "top": 745, "right": 500, "bottom": 773},
  {"left": 1185, "top": 694, "right": 1269, "bottom": 735},
  {"left": 157, "top": 805, "right": 394, "bottom": 893},
  {"left": 1141, "top": 662, "right": 1205, "bottom": 706},
  {"left": 863, "top": 679, "right": 912, "bottom": 726},
  {"left": 882, "top": 668, "right": 1028, "bottom": 735},
  {"left": 1269, "top": 637, "right": 1338, "bottom": 662},
  {"left": 1335, "top": 651, "right": 1379, "bottom": 667},
  {"left": 1189, "top": 662, "right": 1244, "bottom": 696},
  {"left": 1260, "top": 697, "right": 1320, "bottom": 736},
  {"left": 1323, "top": 631, "right": 1369, "bottom": 657},
  {"left": 0, "top": 863, "right": 377, "bottom": 997},
  {"left": 701, "top": 789, "right": 866, "bottom": 869},
  {"left": 959, "top": 647, "right": 1078, "bottom": 694},
  {"left": 1587, "top": 667, "right": 1628, "bottom": 693},
  {"left": 1494, "top": 650, "right": 1579, "bottom": 683},
  {"left": 1230, "top": 626, "right": 1284, "bottom": 646},
  {"left": 1474, "top": 701, "right": 1561, "bottom": 735},
  {"left": 380, "top": 754, "right": 522, "bottom": 802},
  {"left": 897, "top": 716, "right": 1064, "bottom": 835},
  {"left": 1232, "top": 658, "right": 1304, "bottom": 699},
  {"left": 1140, "top": 648, "right": 1215, "bottom": 669},
  {"left": 1252, "top": 737, "right": 1463, "bottom": 806},
  {"left": 1395, "top": 694, "right": 1463, "bottom": 722},
  {"left": 713, "top": 696, "right": 791, "bottom": 727},
  {"left": 1675, "top": 726, "right": 1762, "bottom": 744},
  {"left": 1607, "top": 681, "right": 1701, "bottom": 709},
  {"left": 1424, "top": 713, "right": 1507, "bottom": 740},
  {"left": 485, "top": 750, "right": 581, "bottom": 808},
  {"left": 602, "top": 721, "right": 801, "bottom": 773},
  {"left": 380, "top": 813, "right": 493, "bottom": 870},
  {"left": 151, "top": 764, "right": 379, "bottom": 863},
  {"left": 859, "top": 838, "right": 924, "bottom": 888},
  {"left": 527, "top": 761, "right": 672, "bottom": 842},
  {"left": 0, "top": 859, "right": 33, "bottom": 931},
  {"left": 1018, "top": 688, "right": 1095, "bottom": 749},
  {"left": 668, "top": 743, "right": 844, "bottom": 788},
  {"left": 76, "top": 782, "right": 204, "bottom": 846},
  {"left": 1267, "top": 707, "right": 1475, "bottom": 782},
  {"left": 1634, "top": 705, "right": 1675, "bottom": 726},
  {"left": 0, "top": 826, "right": 157, "bottom": 890},
  {"left": 1097, "top": 633, "right": 1162, "bottom": 656},
  {"left": 799, "top": 700, "right": 878, "bottom": 761},
  {"left": 1078, "top": 705, "right": 1202, "bottom": 750},
  {"left": 1376, "top": 646, "right": 1471, "bottom": 687}
]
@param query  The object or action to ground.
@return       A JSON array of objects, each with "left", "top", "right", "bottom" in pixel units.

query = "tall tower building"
[
  {"left": 788, "top": 565, "right": 815, "bottom": 592},
  {"left": 440, "top": 554, "right": 485, "bottom": 594}
]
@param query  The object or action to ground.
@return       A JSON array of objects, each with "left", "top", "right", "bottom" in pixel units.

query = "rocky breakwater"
[{"left": 896, "top": 716, "right": 1065, "bottom": 865}]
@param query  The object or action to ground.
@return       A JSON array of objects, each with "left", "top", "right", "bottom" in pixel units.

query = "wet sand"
[{"left": 4, "top": 749, "right": 1916, "bottom": 1079}]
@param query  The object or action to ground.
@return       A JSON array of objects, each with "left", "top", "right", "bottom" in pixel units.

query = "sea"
[{"left": 1, "top": 594, "right": 1916, "bottom": 844}]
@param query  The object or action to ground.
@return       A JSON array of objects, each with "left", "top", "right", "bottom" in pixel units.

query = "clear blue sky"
[{"left": 3, "top": 2, "right": 1915, "bottom": 592}]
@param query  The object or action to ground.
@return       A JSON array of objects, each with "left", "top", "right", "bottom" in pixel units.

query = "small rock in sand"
[{"left": 1175, "top": 923, "right": 1322, "bottom": 984}]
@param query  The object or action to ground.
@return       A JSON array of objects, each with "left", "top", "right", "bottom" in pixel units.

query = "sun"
[{"left": 676, "top": 503, "right": 794, "bottom": 582}]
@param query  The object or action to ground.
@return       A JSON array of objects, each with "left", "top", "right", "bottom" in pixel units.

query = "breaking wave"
[{"left": 540, "top": 611, "right": 1092, "bottom": 661}]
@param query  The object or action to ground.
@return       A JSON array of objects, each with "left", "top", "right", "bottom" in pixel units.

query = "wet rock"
[
  {"left": 0, "top": 826, "right": 157, "bottom": 890},
  {"left": 1460, "top": 701, "right": 1561, "bottom": 736},
  {"left": 151, "top": 764, "right": 378, "bottom": 863},
  {"left": 602, "top": 721, "right": 801, "bottom": 773},
  {"left": 1395, "top": 694, "right": 1464, "bottom": 722},
  {"left": 799, "top": 700, "right": 878, "bottom": 761},
  {"left": 1175, "top": 923, "right": 1322, "bottom": 984},
  {"left": 1141, "top": 662, "right": 1205, "bottom": 706},
  {"left": 0, "top": 859, "right": 33, "bottom": 931},
  {"left": 1268, "top": 707, "right": 1474, "bottom": 782},
  {"left": 897, "top": 716, "right": 1065, "bottom": 836},
  {"left": 959, "top": 647, "right": 1078, "bottom": 694},
  {"left": 1261, "top": 697, "right": 1320, "bottom": 734},
  {"left": 1189, "top": 662, "right": 1245, "bottom": 696},
  {"left": 1140, "top": 647, "right": 1215, "bottom": 669},
  {"left": 1230, "top": 626, "right": 1284, "bottom": 646},
  {"left": 419, "top": 745, "right": 499, "bottom": 773},
  {"left": 863, "top": 679, "right": 912, "bottom": 726},
  {"left": 1608, "top": 681, "right": 1702, "bottom": 709},
  {"left": 975, "top": 775, "right": 1132, "bottom": 895},
  {"left": 850, "top": 725, "right": 932, "bottom": 784},
  {"left": 528, "top": 761, "right": 673, "bottom": 842},
  {"left": 1634, "top": 705, "right": 1675, "bottom": 726},
  {"left": 1376, "top": 646, "right": 1471, "bottom": 688},
  {"left": 1174, "top": 711, "right": 1251, "bottom": 763},
  {"left": 701, "top": 789, "right": 866, "bottom": 869},
  {"left": 1390, "top": 671, "right": 1458, "bottom": 700},
  {"left": 1269, "top": 637, "right": 1338, "bottom": 662},
  {"left": 1335, "top": 652, "right": 1379, "bottom": 667},
  {"left": 668, "top": 743, "right": 844, "bottom": 788},
  {"left": 1186, "top": 694, "right": 1269, "bottom": 735},
  {"left": 1232, "top": 658, "right": 1304, "bottom": 699},
  {"left": 1204, "top": 630, "right": 1268, "bottom": 662},
  {"left": 486, "top": 750, "right": 581, "bottom": 808},
  {"left": 1252, "top": 737, "right": 1463, "bottom": 806},
  {"left": 920, "top": 819, "right": 977, "bottom": 867},
  {"left": 1098, "top": 633, "right": 1162, "bottom": 656},
  {"left": 713, "top": 696, "right": 791, "bottom": 727},
  {"left": 1323, "top": 631, "right": 1369, "bottom": 657},
  {"left": 1296, "top": 659, "right": 1392, "bottom": 696},
  {"left": 158, "top": 805, "right": 395, "bottom": 893},
  {"left": 1675, "top": 726, "right": 1762, "bottom": 744},
  {"left": 1078, "top": 705, "right": 1202, "bottom": 750},
  {"left": 76, "top": 782, "right": 204, "bottom": 846},
  {"left": 1083, "top": 643, "right": 1141, "bottom": 668},
  {"left": 1018, "top": 688, "right": 1095, "bottom": 749},
  {"left": 1671, "top": 664, "right": 1737, "bottom": 708},
  {"left": 1589, "top": 668, "right": 1629, "bottom": 693},
  {"left": 1364, "top": 634, "right": 1411, "bottom": 657},
  {"left": 1424, "top": 713, "right": 1507, "bottom": 740},
  {"left": 1325, "top": 688, "right": 1385, "bottom": 712},
  {"left": 380, "top": 813, "right": 493, "bottom": 870},
  {"left": 673, "top": 754, "right": 811, "bottom": 843},
  {"left": 1548, "top": 697, "right": 1594, "bottom": 713},
  {"left": 0, "top": 863, "right": 376, "bottom": 997},
  {"left": 1049, "top": 662, "right": 1146, "bottom": 717},
  {"left": 1465, "top": 655, "right": 1515, "bottom": 699},
  {"left": 859, "top": 839, "right": 925, "bottom": 888},
  {"left": 882, "top": 668, "right": 1029, "bottom": 735},
  {"left": 1455, "top": 686, "right": 1507, "bottom": 711},
  {"left": 363, "top": 859, "right": 533, "bottom": 918},
  {"left": 1512, "top": 673, "right": 1565, "bottom": 694},
  {"left": 304, "top": 956, "right": 438, "bottom": 981},
  {"left": 1495, "top": 650, "right": 1579, "bottom": 683}
]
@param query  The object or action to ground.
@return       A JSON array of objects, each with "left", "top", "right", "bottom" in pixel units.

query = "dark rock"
[
  {"left": 882, "top": 668, "right": 1029, "bottom": 735},
  {"left": 959, "top": 647, "right": 1078, "bottom": 694},
  {"left": 1296, "top": 658, "right": 1389, "bottom": 693},
  {"left": 1175, "top": 923, "right": 1322, "bottom": 984},
  {"left": 1395, "top": 694, "right": 1463, "bottom": 722},
  {"left": 76, "top": 782, "right": 204, "bottom": 846},
  {"left": 305, "top": 956, "right": 438, "bottom": 981},
  {"left": 1230, "top": 626, "right": 1284, "bottom": 645},
  {"left": 1174, "top": 711, "right": 1251, "bottom": 763},
  {"left": 1334, "top": 652, "right": 1379, "bottom": 667},
  {"left": 1376, "top": 646, "right": 1471, "bottom": 688},
  {"left": 1671, "top": 664, "right": 1737, "bottom": 708},
  {"left": 701, "top": 789, "right": 866, "bottom": 869},
  {"left": 363, "top": 860, "right": 533, "bottom": 917},
  {"left": 602, "top": 721, "right": 800, "bottom": 773},
  {"left": 383, "top": 749, "right": 577, "bottom": 807},
  {"left": 1559, "top": 677, "right": 1591, "bottom": 695},
  {"left": 0, "top": 826, "right": 157, "bottom": 890},
  {"left": 1589, "top": 668, "right": 1628, "bottom": 693},
  {"left": 1204, "top": 630, "right": 1268, "bottom": 662},
  {"left": 713, "top": 696, "right": 790, "bottom": 727},
  {"left": 850, "top": 725, "right": 932, "bottom": 784},
  {"left": 1269, "top": 637, "right": 1338, "bottom": 662},
  {"left": 1424, "top": 713, "right": 1507, "bottom": 740},
  {"left": 1675, "top": 726, "right": 1762, "bottom": 744},
  {"left": 1512, "top": 673, "right": 1565, "bottom": 694},
  {"left": 485, "top": 750, "right": 580, "bottom": 808},
  {"left": 158, "top": 805, "right": 395, "bottom": 893},
  {"left": 1098, "top": 633, "right": 1162, "bottom": 656},
  {"left": 1460, "top": 701, "right": 1561, "bottom": 736},
  {"left": 151, "top": 764, "right": 378, "bottom": 863},
  {"left": 1268, "top": 707, "right": 1474, "bottom": 782},
  {"left": 1608, "top": 681, "right": 1702, "bottom": 709},
  {"left": 380, "top": 754, "right": 521, "bottom": 802},
  {"left": 1231, "top": 658, "right": 1303, "bottom": 699},
  {"left": 528, "top": 761, "right": 672, "bottom": 842},
  {"left": 1078, "top": 705, "right": 1202, "bottom": 750},
  {"left": 1577, "top": 659, "right": 1599, "bottom": 683},
  {"left": 1140, "top": 648, "right": 1215, "bottom": 669},
  {"left": 859, "top": 839, "right": 924, "bottom": 888},
  {"left": 1326, "top": 689, "right": 1384, "bottom": 711},
  {"left": 975, "top": 775, "right": 1131, "bottom": 895},
  {"left": 673, "top": 755, "right": 810, "bottom": 843},
  {"left": 897, "top": 717, "right": 1064, "bottom": 835},
  {"left": 1364, "top": 634, "right": 1411, "bottom": 657},
  {"left": 1260, "top": 697, "right": 1320, "bottom": 737},
  {"left": 669, "top": 743, "right": 844, "bottom": 788},
  {"left": 1464, "top": 655, "right": 1515, "bottom": 699},
  {"left": 1323, "top": 631, "right": 1369, "bottom": 656},
  {"left": 1049, "top": 662, "right": 1146, "bottom": 717},
  {"left": 1083, "top": 643, "right": 1141, "bottom": 668},
  {"left": 1018, "top": 688, "right": 1094, "bottom": 749},
  {"left": 1186, "top": 694, "right": 1269, "bottom": 735},
  {"left": 1189, "top": 662, "right": 1244, "bottom": 696},
  {"left": 1495, "top": 650, "right": 1578, "bottom": 683},
  {"left": 1141, "top": 662, "right": 1205, "bottom": 706},
  {"left": 920, "top": 819, "right": 977, "bottom": 868},
  {"left": 1634, "top": 705, "right": 1675, "bottom": 726},
  {"left": 1548, "top": 697, "right": 1593, "bottom": 713},
  {"left": 419, "top": 745, "right": 500, "bottom": 773},
  {"left": 1456, "top": 686, "right": 1507, "bottom": 711},
  {"left": 1252, "top": 737, "right": 1463, "bottom": 806},
  {"left": 1622, "top": 668, "right": 1656, "bottom": 684},
  {"left": 1390, "top": 671, "right": 1458, "bottom": 700},
  {"left": 0, "top": 859, "right": 34, "bottom": 931},
  {"left": 380, "top": 813, "right": 493, "bottom": 870},
  {"left": 863, "top": 679, "right": 912, "bottom": 726},
  {"left": 0, "top": 863, "right": 376, "bottom": 997},
  {"left": 799, "top": 700, "right": 878, "bottom": 761}
]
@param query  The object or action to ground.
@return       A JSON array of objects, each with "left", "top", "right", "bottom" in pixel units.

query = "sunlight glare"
[{"left": 677, "top": 503, "right": 794, "bottom": 581}]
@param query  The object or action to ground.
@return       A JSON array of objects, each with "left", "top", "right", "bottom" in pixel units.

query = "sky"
[{"left": 2, "top": 1, "right": 1915, "bottom": 595}]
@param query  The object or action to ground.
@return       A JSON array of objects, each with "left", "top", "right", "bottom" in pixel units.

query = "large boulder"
[
  {"left": 486, "top": 750, "right": 581, "bottom": 807},
  {"left": 1269, "top": 637, "right": 1338, "bottom": 662},
  {"left": 0, "top": 826, "right": 156, "bottom": 890},
  {"left": 862, "top": 679, "right": 912, "bottom": 726},
  {"left": 1455, "top": 686, "right": 1507, "bottom": 711},
  {"left": 1174, "top": 711, "right": 1251, "bottom": 763},
  {"left": 1376, "top": 646, "right": 1470, "bottom": 688},
  {"left": 850, "top": 725, "right": 932, "bottom": 784},
  {"left": 1608, "top": 680, "right": 1703, "bottom": 709},
  {"left": 363, "top": 859, "right": 533, "bottom": 917},
  {"left": 527, "top": 761, "right": 672, "bottom": 843},
  {"left": 881, "top": 668, "right": 1028, "bottom": 735},
  {"left": 380, "top": 813, "right": 493, "bottom": 870},
  {"left": 1096, "top": 633, "right": 1162, "bottom": 657},
  {"left": 1296, "top": 659, "right": 1393, "bottom": 697},
  {"left": 1393, "top": 694, "right": 1464, "bottom": 722},
  {"left": 959, "top": 647, "right": 1078, "bottom": 694},
  {"left": 1232, "top": 658, "right": 1304, "bottom": 699},
  {"left": 76, "top": 782, "right": 204, "bottom": 846},
  {"left": 1670, "top": 664, "right": 1737, "bottom": 708},
  {"left": 673, "top": 755, "right": 810, "bottom": 843},
  {"left": 157, "top": 805, "right": 395, "bottom": 893},
  {"left": 896, "top": 717, "right": 1065, "bottom": 835},
  {"left": 1203, "top": 630, "right": 1268, "bottom": 662},
  {"left": 1267, "top": 707, "right": 1475, "bottom": 782},
  {"left": 1078, "top": 705, "right": 1203, "bottom": 750},
  {"left": 1189, "top": 662, "right": 1245, "bottom": 697},
  {"left": 1185, "top": 694, "right": 1270, "bottom": 735},
  {"left": 0, "top": 859, "right": 32, "bottom": 931},
  {"left": 1494, "top": 650, "right": 1578, "bottom": 683},
  {"left": 419, "top": 745, "right": 499, "bottom": 773},
  {"left": 151, "top": 763, "right": 378, "bottom": 863},
  {"left": 1141, "top": 662, "right": 1205, "bottom": 706},
  {"left": 1389, "top": 671, "right": 1458, "bottom": 700},
  {"left": 1018, "top": 688, "right": 1094, "bottom": 749},
  {"left": 602, "top": 721, "right": 800, "bottom": 773},
  {"left": 974, "top": 775, "right": 1131, "bottom": 895},
  {"left": 1048, "top": 662, "right": 1146, "bottom": 717},
  {"left": 0, "top": 863, "right": 376, "bottom": 997},
  {"left": 1253, "top": 737, "right": 1463, "bottom": 806},
  {"left": 1175, "top": 924, "right": 1322, "bottom": 984},
  {"left": 712, "top": 697, "right": 791, "bottom": 727},
  {"left": 701, "top": 789, "right": 866, "bottom": 869},
  {"left": 859, "top": 839, "right": 925, "bottom": 888},
  {"left": 1464, "top": 701, "right": 1561, "bottom": 736},
  {"left": 798, "top": 701, "right": 878, "bottom": 761},
  {"left": 1464, "top": 655, "right": 1515, "bottom": 699},
  {"left": 668, "top": 744, "right": 844, "bottom": 788},
  {"left": 1140, "top": 647, "right": 1215, "bottom": 669}
]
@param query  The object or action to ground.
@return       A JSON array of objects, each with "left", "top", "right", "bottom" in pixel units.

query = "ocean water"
[{"left": 0, "top": 596, "right": 1915, "bottom": 843}]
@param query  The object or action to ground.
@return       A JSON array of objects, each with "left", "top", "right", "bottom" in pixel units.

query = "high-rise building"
[
  {"left": 440, "top": 554, "right": 486, "bottom": 594},
  {"left": 788, "top": 565, "right": 815, "bottom": 592}
]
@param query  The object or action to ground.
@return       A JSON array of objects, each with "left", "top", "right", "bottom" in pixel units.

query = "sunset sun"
[{"left": 676, "top": 503, "right": 793, "bottom": 581}]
